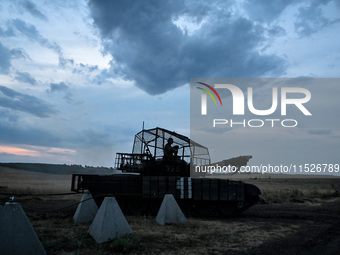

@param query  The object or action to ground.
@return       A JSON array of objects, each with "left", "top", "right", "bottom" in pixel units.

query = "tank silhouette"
[{"left": 71, "top": 127, "right": 261, "bottom": 216}]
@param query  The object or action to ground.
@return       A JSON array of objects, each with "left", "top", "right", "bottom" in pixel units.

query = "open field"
[
  {"left": 1, "top": 166, "right": 340, "bottom": 254},
  {"left": 242, "top": 177, "right": 339, "bottom": 203},
  {"left": 0, "top": 166, "right": 71, "bottom": 194}
]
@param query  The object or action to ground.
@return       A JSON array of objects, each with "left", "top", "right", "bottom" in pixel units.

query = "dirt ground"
[
  {"left": 1, "top": 193, "right": 338, "bottom": 255},
  {"left": 1, "top": 167, "right": 340, "bottom": 255}
]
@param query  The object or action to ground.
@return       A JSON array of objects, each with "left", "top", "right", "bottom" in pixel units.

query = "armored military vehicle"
[{"left": 71, "top": 127, "right": 260, "bottom": 216}]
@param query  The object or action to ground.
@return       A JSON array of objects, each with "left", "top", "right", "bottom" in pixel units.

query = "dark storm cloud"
[
  {"left": 10, "top": 19, "right": 73, "bottom": 67},
  {"left": 295, "top": 1, "right": 340, "bottom": 36},
  {"left": 0, "top": 85, "right": 56, "bottom": 117},
  {"left": 307, "top": 129, "right": 332, "bottom": 135},
  {"left": 78, "top": 129, "right": 113, "bottom": 148},
  {"left": 10, "top": 48, "right": 31, "bottom": 60},
  {"left": 244, "top": 0, "right": 299, "bottom": 23},
  {"left": 88, "top": 0, "right": 286, "bottom": 95},
  {"left": 0, "top": 42, "right": 11, "bottom": 74},
  {"left": 0, "top": 25, "right": 15, "bottom": 37},
  {"left": 268, "top": 26, "right": 286, "bottom": 37},
  {"left": 47, "top": 82, "right": 74, "bottom": 104},
  {"left": 0, "top": 109, "right": 18, "bottom": 123},
  {"left": 15, "top": 71, "right": 37, "bottom": 85},
  {"left": 0, "top": 122, "right": 60, "bottom": 146},
  {"left": 73, "top": 63, "right": 99, "bottom": 74},
  {"left": 11, "top": 19, "right": 44, "bottom": 41},
  {"left": 20, "top": 0, "right": 48, "bottom": 21},
  {"left": 48, "top": 82, "right": 69, "bottom": 93}
]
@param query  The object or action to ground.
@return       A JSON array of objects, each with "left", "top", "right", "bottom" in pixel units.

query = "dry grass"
[
  {"left": 1, "top": 166, "right": 340, "bottom": 254},
  {"left": 213, "top": 173, "right": 340, "bottom": 203},
  {"left": 30, "top": 214, "right": 304, "bottom": 255},
  {"left": 248, "top": 177, "right": 338, "bottom": 203},
  {"left": 0, "top": 166, "right": 71, "bottom": 194}
]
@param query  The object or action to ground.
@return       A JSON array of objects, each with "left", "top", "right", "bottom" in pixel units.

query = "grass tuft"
[{"left": 109, "top": 236, "right": 143, "bottom": 253}]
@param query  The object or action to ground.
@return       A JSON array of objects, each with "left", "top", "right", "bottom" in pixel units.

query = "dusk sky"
[{"left": 0, "top": 0, "right": 339, "bottom": 168}]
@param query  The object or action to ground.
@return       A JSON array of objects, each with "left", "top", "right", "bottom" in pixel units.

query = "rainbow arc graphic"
[
  {"left": 196, "top": 82, "right": 222, "bottom": 115},
  {"left": 196, "top": 82, "right": 222, "bottom": 106}
]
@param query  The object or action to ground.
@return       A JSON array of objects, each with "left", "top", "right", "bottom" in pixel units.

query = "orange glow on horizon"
[
  {"left": 0, "top": 145, "right": 77, "bottom": 158},
  {"left": 0, "top": 145, "right": 41, "bottom": 157}
]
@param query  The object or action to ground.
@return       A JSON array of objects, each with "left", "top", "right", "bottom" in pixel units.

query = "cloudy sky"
[{"left": 0, "top": 0, "right": 339, "bottom": 168}]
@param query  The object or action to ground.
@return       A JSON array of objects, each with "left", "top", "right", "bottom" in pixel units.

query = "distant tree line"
[{"left": 0, "top": 163, "right": 113, "bottom": 175}]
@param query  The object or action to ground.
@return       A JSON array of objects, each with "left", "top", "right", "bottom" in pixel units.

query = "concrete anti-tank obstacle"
[
  {"left": 156, "top": 194, "right": 187, "bottom": 225},
  {"left": 73, "top": 192, "right": 98, "bottom": 224},
  {"left": 0, "top": 202, "right": 46, "bottom": 255},
  {"left": 88, "top": 197, "right": 132, "bottom": 243}
]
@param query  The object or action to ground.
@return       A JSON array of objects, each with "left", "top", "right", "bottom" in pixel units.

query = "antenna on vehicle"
[{"left": 141, "top": 121, "right": 145, "bottom": 154}]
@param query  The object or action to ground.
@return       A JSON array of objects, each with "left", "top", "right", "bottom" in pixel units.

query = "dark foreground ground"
[
  {"left": 1, "top": 170, "right": 339, "bottom": 255},
  {"left": 4, "top": 194, "right": 339, "bottom": 255}
]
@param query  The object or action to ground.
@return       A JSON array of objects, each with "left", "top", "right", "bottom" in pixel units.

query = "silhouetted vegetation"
[{"left": 0, "top": 163, "right": 112, "bottom": 175}]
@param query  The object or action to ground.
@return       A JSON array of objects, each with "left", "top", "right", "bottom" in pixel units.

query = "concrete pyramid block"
[
  {"left": 73, "top": 193, "right": 98, "bottom": 224},
  {"left": 0, "top": 202, "right": 46, "bottom": 255},
  {"left": 156, "top": 194, "right": 187, "bottom": 225},
  {"left": 88, "top": 197, "right": 132, "bottom": 243}
]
